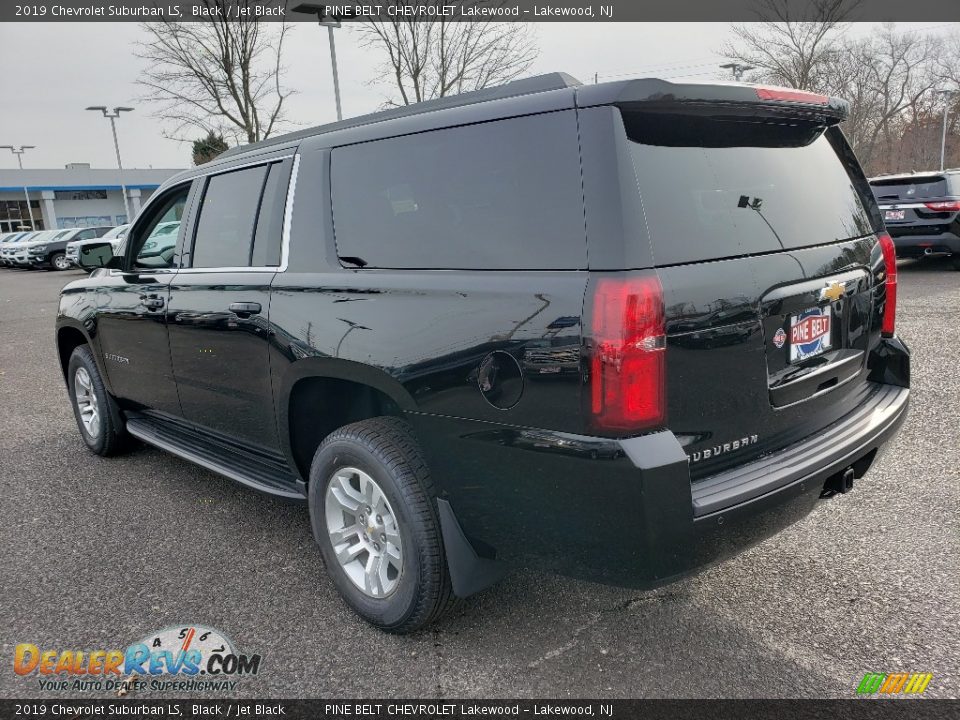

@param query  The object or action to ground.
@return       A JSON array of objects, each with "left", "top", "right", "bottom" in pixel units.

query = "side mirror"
[{"left": 78, "top": 242, "right": 120, "bottom": 270}]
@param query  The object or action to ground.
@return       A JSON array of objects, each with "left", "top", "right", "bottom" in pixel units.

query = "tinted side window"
[
  {"left": 250, "top": 161, "right": 289, "bottom": 267},
  {"left": 133, "top": 186, "right": 190, "bottom": 270},
  {"left": 331, "top": 111, "right": 586, "bottom": 270},
  {"left": 191, "top": 165, "right": 268, "bottom": 268}
]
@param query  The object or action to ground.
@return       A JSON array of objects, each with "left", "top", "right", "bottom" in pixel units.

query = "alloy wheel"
[
  {"left": 324, "top": 467, "right": 403, "bottom": 598},
  {"left": 73, "top": 367, "right": 101, "bottom": 438},
  {"left": 53, "top": 254, "right": 70, "bottom": 270}
]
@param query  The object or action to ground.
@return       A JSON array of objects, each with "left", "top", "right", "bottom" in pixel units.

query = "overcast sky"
[{"left": 0, "top": 21, "right": 954, "bottom": 170}]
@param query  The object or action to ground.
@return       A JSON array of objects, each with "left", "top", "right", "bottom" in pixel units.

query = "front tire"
[
  {"left": 67, "top": 345, "right": 129, "bottom": 456},
  {"left": 308, "top": 417, "right": 455, "bottom": 633},
  {"left": 50, "top": 252, "right": 70, "bottom": 271}
]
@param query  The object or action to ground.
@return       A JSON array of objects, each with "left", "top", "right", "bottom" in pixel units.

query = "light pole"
[
  {"left": 720, "top": 63, "right": 754, "bottom": 82},
  {"left": 0, "top": 145, "right": 37, "bottom": 230},
  {"left": 935, "top": 89, "right": 957, "bottom": 172},
  {"left": 86, "top": 105, "right": 134, "bottom": 221},
  {"left": 293, "top": 4, "right": 343, "bottom": 121}
]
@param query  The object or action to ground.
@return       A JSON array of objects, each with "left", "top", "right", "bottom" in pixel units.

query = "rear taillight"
[
  {"left": 877, "top": 232, "right": 897, "bottom": 338},
  {"left": 586, "top": 274, "right": 666, "bottom": 432},
  {"left": 755, "top": 87, "right": 829, "bottom": 105},
  {"left": 923, "top": 200, "right": 960, "bottom": 212}
]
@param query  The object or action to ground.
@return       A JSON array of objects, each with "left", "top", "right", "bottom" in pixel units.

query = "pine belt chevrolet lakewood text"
[{"left": 57, "top": 73, "right": 910, "bottom": 633}]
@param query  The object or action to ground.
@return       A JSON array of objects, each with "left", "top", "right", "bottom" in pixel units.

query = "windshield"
[{"left": 102, "top": 224, "right": 129, "bottom": 239}]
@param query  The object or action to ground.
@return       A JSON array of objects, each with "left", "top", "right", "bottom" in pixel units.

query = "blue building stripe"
[{"left": 0, "top": 185, "right": 161, "bottom": 192}]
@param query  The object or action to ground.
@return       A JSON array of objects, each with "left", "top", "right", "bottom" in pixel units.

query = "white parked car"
[
  {"left": 67, "top": 224, "right": 129, "bottom": 268},
  {"left": 0, "top": 232, "right": 31, "bottom": 266}
]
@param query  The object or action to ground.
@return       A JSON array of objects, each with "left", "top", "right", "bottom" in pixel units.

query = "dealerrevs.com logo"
[{"left": 13, "top": 625, "right": 262, "bottom": 693}]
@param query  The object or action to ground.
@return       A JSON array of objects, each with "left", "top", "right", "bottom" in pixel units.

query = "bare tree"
[
  {"left": 355, "top": 2, "right": 537, "bottom": 106},
  {"left": 819, "top": 26, "right": 941, "bottom": 173},
  {"left": 136, "top": 1, "right": 294, "bottom": 144},
  {"left": 721, "top": 0, "right": 861, "bottom": 91},
  {"left": 721, "top": 1, "right": 957, "bottom": 176}
]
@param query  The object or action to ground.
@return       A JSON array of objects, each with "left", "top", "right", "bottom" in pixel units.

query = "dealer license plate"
[
  {"left": 885, "top": 209, "right": 906, "bottom": 221},
  {"left": 790, "top": 307, "right": 832, "bottom": 363}
]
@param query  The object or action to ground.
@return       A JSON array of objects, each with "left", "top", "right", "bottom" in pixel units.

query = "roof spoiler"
[{"left": 576, "top": 79, "right": 849, "bottom": 125}]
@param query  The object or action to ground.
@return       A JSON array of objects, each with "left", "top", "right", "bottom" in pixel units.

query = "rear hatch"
[
  {"left": 870, "top": 173, "right": 960, "bottom": 240},
  {"left": 611, "top": 86, "right": 889, "bottom": 479}
]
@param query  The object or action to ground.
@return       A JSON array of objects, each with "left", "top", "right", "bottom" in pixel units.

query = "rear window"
[
  {"left": 624, "top": 114, "right": 875, "bottom": 265},
  {"left": 330, "top": 111, "right": 586, "bottom": 270},
  {"left": 870, "top": 176, "right": 948, "bottom": 201}
]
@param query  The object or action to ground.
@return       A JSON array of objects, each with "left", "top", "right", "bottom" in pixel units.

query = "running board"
[{"left": 125, "top": 415, "right": 305, "bottom": 500}]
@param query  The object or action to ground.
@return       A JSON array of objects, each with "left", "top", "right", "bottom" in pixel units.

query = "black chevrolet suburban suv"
[
  {"left": 58, "top": 73, "right": 910, "bottom": 633},
  {"left": 869, "top": 170, "right": 960, "bottom": 269}
]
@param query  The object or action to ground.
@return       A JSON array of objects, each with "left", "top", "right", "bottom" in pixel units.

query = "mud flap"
[{"left": 437, "top": 498, "right": 508, "bottom": 598}]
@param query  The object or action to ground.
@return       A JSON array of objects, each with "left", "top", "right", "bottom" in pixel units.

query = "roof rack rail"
[{"left": 216, "top": 72, "right": 583, "bottom": 160}]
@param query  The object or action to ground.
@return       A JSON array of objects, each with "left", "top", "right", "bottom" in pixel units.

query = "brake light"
[
  {"left": 923, "top": 200, "right": 960, "bottom": 212},
  {"left": 877, "top": 233, "right": 897, "bottom": 338},
  {"left": 755, "top": 87, "right": 829, "bottom": 105},
  {"left": 587, "top": 275, "right": 666, "bottom": 432}
]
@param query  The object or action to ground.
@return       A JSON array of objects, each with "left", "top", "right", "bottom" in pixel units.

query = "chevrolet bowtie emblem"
[{"left": 820, "top": 282, "right": 845, "bottom": 303}]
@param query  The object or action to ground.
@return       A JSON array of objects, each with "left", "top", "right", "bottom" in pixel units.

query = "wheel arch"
[
  {"left": 56, "top": 323, "right": 93, "bottom": 385},
  {"left": 278, "top": 358, "right": 419, "bottom": 482}
]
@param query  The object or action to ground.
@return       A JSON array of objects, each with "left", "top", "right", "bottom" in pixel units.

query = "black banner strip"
[
  {"left": 2, "top": 0, "right": 960, "bottom": 23},
  {"left": 1, "top": 700, "right": 959, "bottom": 720}
]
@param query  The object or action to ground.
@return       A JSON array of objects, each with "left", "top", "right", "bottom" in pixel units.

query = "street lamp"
[
  {"left": 0, "top": 145, "right": 37, "bottom": 230},
  {"left": 935, "top": 89, "right": 957, "bottom": 172},
  {"left": 293, "top": 4, "right": 344, "bottom": 121},
  {"left": 86, "top": 105, "right": 134, "bottom": 221},
  {"left": 720, "top": 63, "right": 754, "bottom": 82}
]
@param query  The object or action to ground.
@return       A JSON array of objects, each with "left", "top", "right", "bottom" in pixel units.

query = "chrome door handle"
[
  {"left": 228, "top": 301, "right": 261, "bottom": 317},
  {"left": 139, "top": 294, "right": 165, "bottom": 310}
]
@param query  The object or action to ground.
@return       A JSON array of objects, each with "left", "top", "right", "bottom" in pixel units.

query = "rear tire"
[
  {"left": 308, "top": 416, "right": 455, "bottom": 633},
  {"left": 67, "top": 345, "right": 130, "bottom": 456}
]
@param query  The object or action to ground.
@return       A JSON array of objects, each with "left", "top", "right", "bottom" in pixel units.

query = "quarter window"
[{"left": 330, "top": 111, "right": 587, "bottom": 270}]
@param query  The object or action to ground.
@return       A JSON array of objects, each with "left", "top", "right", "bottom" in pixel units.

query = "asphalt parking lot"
[{"left": 0, "top": 259, "right": 957, "bottom": 700}]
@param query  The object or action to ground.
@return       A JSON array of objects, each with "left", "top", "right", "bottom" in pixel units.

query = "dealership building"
[{"left": 0, "top": 164, "right": 184, "bottom": 234}]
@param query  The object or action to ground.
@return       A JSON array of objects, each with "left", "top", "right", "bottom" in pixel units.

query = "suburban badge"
[{"left": 689, "top": 435, "right": 760, "bottom": 463}]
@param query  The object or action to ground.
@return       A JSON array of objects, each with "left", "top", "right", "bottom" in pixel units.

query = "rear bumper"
[
  {"left": 419, "top": 340, "right": 910, "bottom": 594},
  {"left": 888, "top": 229, "right": 960, "bottom": 255},
  {"left": 609, "top": 381, "right": 908, "bottom": 588},
  {"left": 689, "top": 382, "right": 907, "bottom": 516}
]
